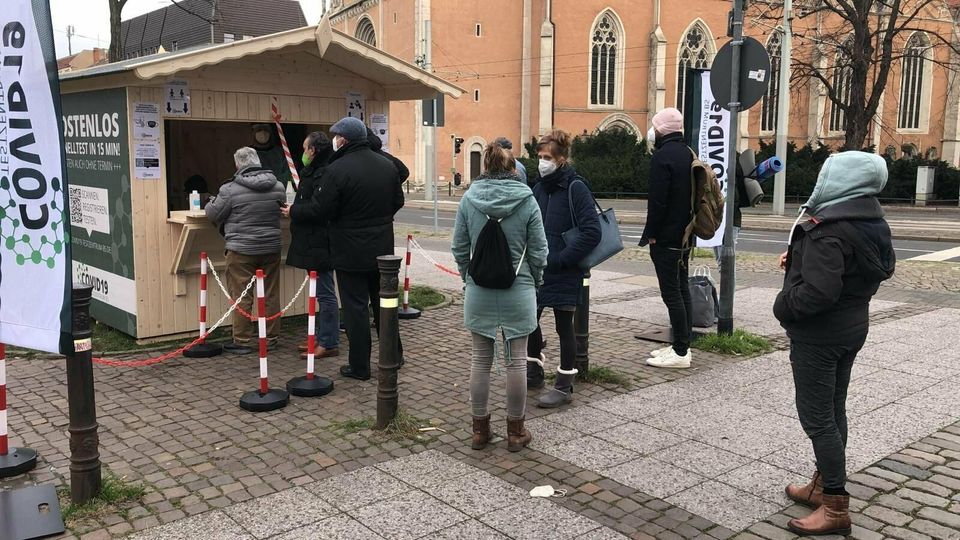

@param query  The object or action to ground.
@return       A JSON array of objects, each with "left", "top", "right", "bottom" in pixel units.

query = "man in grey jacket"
[{"left": 206, "top": 147, "right": 286, "bottom": 354}]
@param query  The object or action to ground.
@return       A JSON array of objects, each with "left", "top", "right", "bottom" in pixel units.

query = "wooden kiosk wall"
[{"left": 120, "top": 68, "right": 387, "bottom": 340}]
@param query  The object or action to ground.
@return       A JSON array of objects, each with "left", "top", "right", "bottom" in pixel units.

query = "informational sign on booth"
[
  {"left": 693, "top": 71, "right": 731, "bottom": 248},
  {"left": 371, "top": 113, "right": 389, "bottom": 151},
  {"left": 62, "top": 88, "right": 138, "bottom": 335},
  {"left": 346, "top": 91, "right": 365, "bottom": 122},
  {"left": 133, "top": 102, "right": 160, "bottom": 139},
  {"left": 134, "top": 141, "right": 161, "bottom": 180},
  {"left": 164, "top": 79, "right": 191, "bottom": 117}
]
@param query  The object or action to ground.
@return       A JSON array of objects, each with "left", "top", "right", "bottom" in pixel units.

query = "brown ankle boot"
[
  {"left": 506, "top": 416, "right": 532, "bottom": 452},
  {"left": 471, "top": 415, "right": 491, "bottom": 450},
  {"left": 785, "top": 470, "right": 823, "bottom": 508},
  {"left": 787, "top": 493, "right": 851, "bottom": 536}
]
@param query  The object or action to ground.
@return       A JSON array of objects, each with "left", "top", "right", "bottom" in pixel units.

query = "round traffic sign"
[{"left": 710, "top": 36, "right": 771, "bottom": 111}]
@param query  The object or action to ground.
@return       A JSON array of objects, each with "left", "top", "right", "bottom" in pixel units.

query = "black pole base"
[
  {"left": 183, "top": 342, "right": 223, "bottom": 358},
  {"left": 0, "top": 447, "right": 38, "bottom": 478},
  {"left": 717, "top": 317, "right": 734, "bottom": 335},
  {"left": 398, "top": 307, "right": 421, "bottom": 320},
  {"left": 286, "top": 376, "right": 334, "bottom": 397},
  {"left": 239, "top": 389, "right": 289, "bottom": 412}
]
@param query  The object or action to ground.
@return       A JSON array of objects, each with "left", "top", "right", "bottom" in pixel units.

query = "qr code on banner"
[{"left": 69, "top": 186, "right": 83, "bottom": 226}]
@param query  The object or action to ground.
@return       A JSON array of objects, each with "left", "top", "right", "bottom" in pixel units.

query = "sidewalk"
[
  {"left": 404, "top": 196, "right": 960, "bottom": 242},
  {"left": 2, "top": 242, "right": 959, "bottom": 539}
]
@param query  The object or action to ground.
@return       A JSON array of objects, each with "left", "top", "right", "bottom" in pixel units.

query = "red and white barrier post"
[
  {"left": 286, "top": 272, "right": 333, "bottom": 397},
  {"left": 184, "top": 252, "right": 223, "bottom": 358},
  {"left": 0, "top": 343, "right": 38, "bottom": 477},
  {"left": 398, "top": 234, "right": 421, "bottom": 320},
  {"left": 239, "top": 270, "right": 289, "bottom": 412}
]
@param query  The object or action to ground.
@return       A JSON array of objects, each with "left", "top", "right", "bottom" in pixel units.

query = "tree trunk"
[{"left": 108, "top": 1, "right": 123, "bottom": 63}]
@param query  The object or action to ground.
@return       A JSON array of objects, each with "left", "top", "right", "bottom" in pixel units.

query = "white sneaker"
[
  {"left": 646, "top": 349, "right": 691, "bottom": 369},
  {"left": 649, "top": 345, "right": 673, "bottom": 358}
]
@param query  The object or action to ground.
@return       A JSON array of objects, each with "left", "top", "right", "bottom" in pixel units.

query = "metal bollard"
[
  {"left": 375, "top": 256, "right": 403, "bottom": 429},
  {"left": 574, "top": 271, "right": 591, "bottom": 377},
  {"left": 66, "top": 284, "right": 102, "bottom": 505}
]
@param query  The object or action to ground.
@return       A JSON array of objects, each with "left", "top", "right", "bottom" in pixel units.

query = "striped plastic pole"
[
  {"left": 306, "top": 271, "right": 317, "bottom": 380},
  {"left": 271, "top": 96, "right": 301, "bottom": 190},
  {"left": 0, "top": 343, "right": 7, "bottom": 457},
  {"left": 183, "top": 253, "right": 222, "bottom": 358},
  {"left": 0, "top": 342, "right": 38, "bottom": 477},
  {"left": 398, "top": 235, "right": 421, "bottom": 320},
  {"left": 256, "top": 269, "right": 269, "bottom": 394}
]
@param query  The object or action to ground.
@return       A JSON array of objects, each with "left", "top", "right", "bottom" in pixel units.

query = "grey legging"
[{"left": 470, "top": 333, "right": 528, "bottom": 418}]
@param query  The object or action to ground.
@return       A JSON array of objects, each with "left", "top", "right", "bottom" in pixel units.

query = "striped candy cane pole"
[
  {"left": 306, "top": 271, "right": 317, "bottom": 380},
  {"left": 402, "top": 235, "right": 413, "bottom": 311},
  {"left": 271, "top": 96, "right": 300, "bottom": 190},
  {"left": 199, "top": 252, "right": 209, "bottom": 340},
  {"left": 256, "top": 270, "right": 269, "bottom": 394},
  {"left": 0, "top": 343, "right": 7, "bottom": 457}
]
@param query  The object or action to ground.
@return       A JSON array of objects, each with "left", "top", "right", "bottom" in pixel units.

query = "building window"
[
  {"left": 355, "top": 17, "right": 377, "bottom": 47},
  {"left": 242, "top": 35, "right": 252, "bottom": 40},
  {"left": 829, "top": 47, "right": 852, "bottom": 133},
  {"left": 761, "top": 31, "right": 782, "bottom": 133},
  {"left": 223, "top": 32, "right": 234, "bottom": 43},
  {"left": 902, "top": 143, "right": 918, "bottom": 158},
  {"left": 394, "top": 12, "right": 398, "bottom": 24},
  {"left": 474, "top": 89, "right": 480, "bottom": 102},
  {"left": 171, "top": 40, "right": 179, "bottom": 51},
  {"left": 590, "top": 11, "right": 623, "bottom": 107},
  {"left": 677, "top": 21, "right": 714, "bottom": 115},
  {"left": 899, "top": 32, "right": 930, "bottom": 130},
  {"left": 476, "top": 23, "right": 482, "bottom": 37}
]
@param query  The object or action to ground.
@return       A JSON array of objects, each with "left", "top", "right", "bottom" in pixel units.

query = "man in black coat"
[
  {"left": 283, "top": 131, "right": 339, "bottom": 360},
  {"left": 639, "top": 107, "right": 694, "bottom": 369},
  {"left": 312, "top": 117, "right": 405, "bottom": 380},
  {"left": 367, "top": 127, "right": 410, "bottom": 184}
]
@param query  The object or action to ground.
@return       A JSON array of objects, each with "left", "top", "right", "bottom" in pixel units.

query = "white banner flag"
[
  {"left": 695, "top": 71, "right": 732, "bottom": 248},
  {"left": 0, "top": 0, "right": 73, "bottom": 353}
]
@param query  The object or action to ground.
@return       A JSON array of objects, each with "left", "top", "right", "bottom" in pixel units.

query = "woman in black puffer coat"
[{"left": 527, "top": 130, "right": 601, "bottom": 408}]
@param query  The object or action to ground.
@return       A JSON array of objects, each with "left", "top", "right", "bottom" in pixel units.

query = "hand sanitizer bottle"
[
  {"left": 189, "top": 190, "right": 201, "bottom": 211},
  {"left": 285, "top": 181, "right": 296, "bottom": 205}
]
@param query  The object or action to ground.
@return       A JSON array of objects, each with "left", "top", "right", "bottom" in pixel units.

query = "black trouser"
[
  {"left": 650, "top": 244, "right": 692, "bottom": 355},
  {"left": 790, "top": 337, "right": 865, "bottom": 492},
  {"left": 336, "top": 269, "right": 403, "bottom": 376},
  {"left": 528, "top": 307, "right": 576, "bottom": 372}
]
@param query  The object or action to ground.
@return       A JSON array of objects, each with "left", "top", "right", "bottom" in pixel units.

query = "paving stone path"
[{"left": 1, "top": 243, "right": 958, "bottom": 539}]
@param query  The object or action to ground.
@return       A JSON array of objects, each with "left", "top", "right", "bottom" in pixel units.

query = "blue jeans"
[{"left": 316, "top": 270, "right": 339, "bottom": 349}]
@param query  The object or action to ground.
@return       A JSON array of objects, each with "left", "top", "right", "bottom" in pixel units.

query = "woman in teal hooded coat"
[{"left": 451, "top": 142, "right": 548, "bottom": 453}]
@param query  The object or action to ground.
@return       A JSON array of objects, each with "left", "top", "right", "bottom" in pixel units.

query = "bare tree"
[
  {"left": 751, "top": 0, "right": 960, "bottom": 150},
  {"left": 108, "top": 0, "right": 129, "bottom": 63}
]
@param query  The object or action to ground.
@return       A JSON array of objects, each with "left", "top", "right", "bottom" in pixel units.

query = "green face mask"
[{"left": 301, "top": 152, "right": 313, "bottom": 167}]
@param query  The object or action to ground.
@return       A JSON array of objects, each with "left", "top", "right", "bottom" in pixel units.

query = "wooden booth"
[{"left": 59, "top": 19, "right": 462, "bottom": 341}]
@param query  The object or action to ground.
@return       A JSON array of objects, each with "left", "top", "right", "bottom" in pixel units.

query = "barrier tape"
[
  {"left": 207, "top": 261, "right": 310, "bottom": 321},
  {"left": 92, "top": 275, "right": 256, "bottom": 367},
  {"left": 409, "top": 237, "right": 461, "bottom": 277},
  {"left": 271, "top": 96, "right": 301, "bottom": 190}
]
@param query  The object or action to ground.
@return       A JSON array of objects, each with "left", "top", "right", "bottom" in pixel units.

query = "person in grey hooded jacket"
[
  {"left": 775, "top": 151, "right": 895, "bottom": 537},
  {"left": 206, "top": 147, "right": 286, "bottom": 354},
  {"left": 452, "top": 142, "right": 547, "bottom": 453}
]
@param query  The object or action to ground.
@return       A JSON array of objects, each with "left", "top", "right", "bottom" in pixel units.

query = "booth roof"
[{"left": 60, "top": 17, "right": 463, "bottom": 101}]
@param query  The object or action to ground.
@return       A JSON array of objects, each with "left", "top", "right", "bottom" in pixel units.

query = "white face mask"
[
  {"left": 529, "top": 485, "right": 567, "bottom": 498},
  {"left": 332, "top": 136, "right": 344, "bottom": 152},
  {"left": 538, "top": 158, "right": 557, "bottom": 177},
  {"left": 647, "top": 127, "right": 657, "bottom": 149}
]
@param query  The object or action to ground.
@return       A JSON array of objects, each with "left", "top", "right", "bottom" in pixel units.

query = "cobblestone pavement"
[{"left": 1, "top": 243, "right": 958, "bottom": 539}]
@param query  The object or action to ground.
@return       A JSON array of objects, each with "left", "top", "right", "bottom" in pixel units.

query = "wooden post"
[
  {"left": 375, "top": 256, "right": 403, "bottom": 429},
  {"left": 574, "top": 271, "right": 591, "bottom": 377},
  {"left": 66, "top": 284, "right": 102, "bottom": 505}
]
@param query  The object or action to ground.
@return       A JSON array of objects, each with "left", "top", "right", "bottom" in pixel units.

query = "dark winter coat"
[
  {"left": 311, "top": 140, "right": 404, "bottom": 273},
  {"left": 640, "top": 132, "right": 693, "bottom": 247},
  {"left": 367, "top": 129, "right": 410, "bottom": 184},
  {"left": 775, "top": 151, "right": 895, "bottom": 345},
  {"left": 205, "top": 167, "right": 285, "bottom": 255},
  {"left": 286, "top": 160, "right": 333, "bottom": 272},
  {"left": 533, "top": 165, "right": 602, "bottom": 307}
]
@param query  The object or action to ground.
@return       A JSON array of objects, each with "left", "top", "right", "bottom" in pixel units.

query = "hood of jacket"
[
  {"left": 366, "top": 128, "right": 383, "bottom": 151},
  {"left": 233, "top": 167, "right": 279, "bottom": 192},
  {"left": 463, "top": 172, "right": 533, "bottom": 219},
  {"left": 804, "top": 151, "right": 887, "bottom": 214},
  {"left": 654, "top": 131, "right": 684, "bottom": 150}
]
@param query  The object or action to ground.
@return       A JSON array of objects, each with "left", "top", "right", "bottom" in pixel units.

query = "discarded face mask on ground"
[{"left": 529, "top": 485, "right": 567, "bottom": 498}]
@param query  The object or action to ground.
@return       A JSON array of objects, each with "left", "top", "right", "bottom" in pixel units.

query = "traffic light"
[
  {"left": 454, "top": 172, "right": 462, "bottom": 186},
  {"left": 454, "top": 137, "right": 465, "bottom": 154}
]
